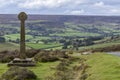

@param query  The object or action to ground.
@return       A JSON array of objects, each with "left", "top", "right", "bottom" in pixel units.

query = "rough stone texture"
[{"left": 18, "top": 12, "right": 27, "bottom": 59}]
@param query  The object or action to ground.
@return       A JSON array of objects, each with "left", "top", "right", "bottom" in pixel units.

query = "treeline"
[
  {"left": 0, "top": 37, "right": 5, "bottom": 43},
  {"left": 61, "top": 36, "right": 104, "bottom": 50}
]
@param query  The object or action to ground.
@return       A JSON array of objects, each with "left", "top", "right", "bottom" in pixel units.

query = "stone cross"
[{"left": 18, "top": 12, "right": 27, "bottom": 59}]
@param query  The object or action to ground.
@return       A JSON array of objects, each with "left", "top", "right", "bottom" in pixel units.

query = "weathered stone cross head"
[
  {"left": 18, "top": 12, "right": 27, "bottom": 21},
  {"left": 18, "top": 12, "right": 27, "bottom": 59}
]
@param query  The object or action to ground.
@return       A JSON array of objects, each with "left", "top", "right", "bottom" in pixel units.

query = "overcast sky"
[{"left": 0, "top": 0, "right": 120, "bottom": 15}]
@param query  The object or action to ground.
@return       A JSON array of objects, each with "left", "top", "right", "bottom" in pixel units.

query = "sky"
[{"left": 0, "top": 0, "right": 120, "bottom": 15}]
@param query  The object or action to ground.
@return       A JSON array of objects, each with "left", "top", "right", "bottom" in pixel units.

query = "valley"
[
  {"left": 0, "top": 15, "right": 120, "bottom": 80},
  {"left": 1, "top": 15, "right": 120, "bottom": 51}
]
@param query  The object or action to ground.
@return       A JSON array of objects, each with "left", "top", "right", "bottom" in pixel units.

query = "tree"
[{"left": 0, "top": 37, "right": 5, "bottom": 43}]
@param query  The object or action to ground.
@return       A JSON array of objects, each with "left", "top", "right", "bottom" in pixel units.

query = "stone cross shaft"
[{"left": 18, "top": 12, "right": 27, "bottom": 59}]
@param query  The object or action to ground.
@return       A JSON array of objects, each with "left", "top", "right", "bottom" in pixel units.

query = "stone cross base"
[{"left": 7, "top": 58, "right": 36, "bottom": 67}]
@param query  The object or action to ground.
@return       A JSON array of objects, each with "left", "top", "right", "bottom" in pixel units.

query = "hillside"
[
  {"left": 1, "top": 14, "right": 120, "bottom": 23},
  {"left": 0, "top": 43, "right": 19, "bottom": 51}
]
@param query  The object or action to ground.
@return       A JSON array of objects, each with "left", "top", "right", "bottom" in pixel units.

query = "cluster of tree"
[
  {"left": 72, "top": 39, "right": 94, "bottom": 50},
  {"left": 41, "top": 39, "right": 57, "bottom": 44},
  {"left": 0, "top": 37, "right": 5, "bottom": 43},
  {"left": 78, "top": 25, "right": 100, "bottom": 33},
  {"left": 61, "top": 38, "right": 97, "bottom": 50},
  {"left": 87, "top": 36, "right": 103, "bottom": 41},
  {"left": 8, "top": 38, "right": 31, "bottom": 44},
  {"left": 110, "top": 35, "right": 120, "bottom": 40},
  {"left": 61, "top": 36, "right": 105, "bottom": 50}
]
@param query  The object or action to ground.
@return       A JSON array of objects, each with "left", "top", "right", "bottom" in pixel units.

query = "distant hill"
[{"left": 0, "top": 14, "right": 120, "bottom": 24}]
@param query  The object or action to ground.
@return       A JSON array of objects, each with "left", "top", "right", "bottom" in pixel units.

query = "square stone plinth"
[{"left": 7, "top": 58, "right": 36, "bottom": 67}]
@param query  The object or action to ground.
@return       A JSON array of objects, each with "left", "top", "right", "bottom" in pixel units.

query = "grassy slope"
[
  {"left": 29, "top": 62, "right": 59, "bottom": 80},
  {"left": 0, "top": 42, "right": 19, "bottom": 51},
  {"left": 80, "top": 53, "right": 120, "bottom": 80},
  {"left": 0, "top": 64, "right": 8, "bottom": 76},
  {"left": 0, "top": 62, "right": 60, "bottom": 80},
  {"left": 26, "top": 43, "right": 62, "bottom": 49}
]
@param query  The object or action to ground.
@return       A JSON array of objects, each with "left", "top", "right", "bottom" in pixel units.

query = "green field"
[
  {"left": 4, "top": 34, "right": 33, "bottom": 41},
  {"left": 50, "top": 32, "right": 100, "bottom": 37},
  {"left": 33, "top": 37, "right": 51, "bottom": 40},
  {"left": 30, "top": 36, "right": 51, "bottom": 43}
]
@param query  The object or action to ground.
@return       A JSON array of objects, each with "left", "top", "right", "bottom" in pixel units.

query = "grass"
[
  {"left": 79, "top": 40, "right": 120, "bottom": 51},
  {"left": 0, "top": 24, "right": 19, "bottom": 30},
  {"left": 4, "top": 34, "right": 33, "bottom": 41},
  {"left": 29, "top": 61, "right": 60, "bottom": 80},
  {"left": 0, "top": 62, "right": 60, "bottom": 80},
  {"left": 50, "top": 32, "right": 100, "bottom": 37},
  {"left": 0, "top": 64, "right": 8, "bottom": 76},
  {"left": 33, "top": 37, "right": 51, "bottom": 40},
  {"left": 80, "top": 53, "right": 120, "bottom": 80}
]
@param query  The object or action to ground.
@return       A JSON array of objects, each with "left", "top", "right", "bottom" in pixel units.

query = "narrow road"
[{"left": 107, "top": 52, "right": 120, "bottom": 57}]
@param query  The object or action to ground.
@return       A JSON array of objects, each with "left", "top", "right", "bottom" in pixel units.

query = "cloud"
[
  {"left": 108, "top": 9, "right": 120, "bottom": 14},
  {"left": 0, "top": 0, "right": 120, "bottom": 15},
  {"left": 17, "top": 0, "right": 85, "bottom": 9},
  {"left": 94, "top": 1, "right": 105, "bottom": 7},
  {"left": 91, "top": 1, "right": 120, "bottom": 15},
  {"left": 65, "top": 9, "right": 85, "bottom": 15},
  {"left": 0, "top": 0, "right": 14, "bottom": 7},
  {"left": 110, "top": 9, "right": 119, "bottom": 13}
]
